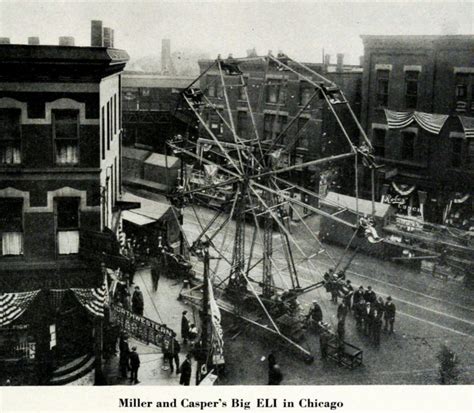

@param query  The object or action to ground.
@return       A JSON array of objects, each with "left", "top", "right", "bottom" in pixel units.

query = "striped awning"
[
  {"left": 0, "top": 290, "right": 40, "bottom": 327},
  {"left": 458, "top": 116, "right": 474, "bottom": 139},
  {"left": 384, "top": 110, "right": 449, "bottom": 135}
]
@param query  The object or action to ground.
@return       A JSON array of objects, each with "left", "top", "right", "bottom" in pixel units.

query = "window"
[
  {"left": 264, "top": 114, "right": 287, "bottom": 141},
  {"left": 208, "top": 111, "right": 223, "bottom": 137},
  {"left": 266, "top": 79, "right": 287, "bottom": 104},
  {"left": 401, "top": 131, "right": 415, "bottom": 161},
  {"left": 237, "top": 111, "right": 247, "bottom": 138},
  {"left": 467, "top": 140, "right": 474, "bottom": 169},
  {"left": 56, "top": 198, "right": 80, "bottom": 255},
  {"left": 373, "top": 128, "right": 386, "bottom": 158},
  {"left": 451, "top": 138, "right": 463, "bottom": 168},
  {"left": 376, "top": 70, "right": 390, "bottom": 107},
  {"left": 296, "top": 118, "right": 309, "bottom": 148},
  {"left": 299, "top": 82, "right": 314, "bottom": 106},
  {"left": 0, "top": 109, "right": 21, "bottom": 165},
  {"left": 53, "top": 110, "right": 79, "bottom": 165},
  {"left": 207, "top": 76, "right": 223, "bottom": 98},
  {"left": 405, "top": 71, "right": 419, "bottom": 109},
  {"left": 0, "top": 198, "right": 23, "bottom": 256}
]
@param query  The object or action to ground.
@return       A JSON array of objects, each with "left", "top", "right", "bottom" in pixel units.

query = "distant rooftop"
[{"left": 122, "top": 72, "right": 194, "bottom": 89}]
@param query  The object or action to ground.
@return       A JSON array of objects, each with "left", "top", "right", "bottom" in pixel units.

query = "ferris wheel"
[{"left": 167, "top": 52, "right": 380, "bottom": 361}]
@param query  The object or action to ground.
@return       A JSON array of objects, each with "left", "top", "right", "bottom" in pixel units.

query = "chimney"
[
  {"left": 324, "top": 54, "right": 331, "bottom": 65},
  {"left": 59, "top": 36, "right": 75, "bottom": 46},
  {"left": 28, "top": 37, "right": 40, "bottom": 45},
  {"left": 336, "top": 53, "right": 344, "bottom": 72},
  {"left": 91, "top": 20, "right": 103, "bottom": 46},
  {"left": 246, "top": 48, "right": 257, "bottom": 58},
  {"left": 0, "top": 37, "right": 10, "bottom": 44},
  {"left": 161, "top": 39, "right": 171, "bottom": 74},
  {"left": 103, "top": 27, "right": 112, "bottom": 47}
]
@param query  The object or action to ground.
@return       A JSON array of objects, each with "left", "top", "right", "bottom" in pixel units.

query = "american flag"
[
  {"left": 385, "top": 110, "right": 449, "bottom": 135},
  {"left": 71, "top": 277, "right": 108, "bottom": 318},
  {"left": 0, "top": 290, "right": 40, "bottom": 327},
  {"left": 459, "top": 115, "right": 474, "bottom": 139}
]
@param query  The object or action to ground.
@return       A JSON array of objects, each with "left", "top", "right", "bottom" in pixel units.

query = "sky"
[{"left": 0, "top": 0, "right": 473, "bottom": 64}]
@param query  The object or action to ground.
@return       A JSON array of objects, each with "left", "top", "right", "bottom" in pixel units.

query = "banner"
[
  {"left": 110, "top": 304, "right": 174, "bottom": 348},
  {"left": 0, "top": 290, "right": 40, "bottom": 327},
  {"left": 384, "top": 110, "right": 449, "bottom": 135},
  {"left": 208, "top": 278, "right": 225, "bottom": 365},
  {"left": 71, "top": 277, "right": 108, "bottom": 318}
]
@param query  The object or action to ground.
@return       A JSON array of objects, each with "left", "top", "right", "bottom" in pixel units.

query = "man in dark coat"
[
  {"left": 171, "top": 332, "right": 181, "bottom": 374},
  {"left": 132, "top": 286, "right": 144, "bottom": 316},
  {"left": 319, "top": 323, "right": 331, "bottom": 360},
  {"left": 353, "top": 286, "right": 365, "bottom": 307},
  {"left": 150, "top": 256, "right": 161, "bottom": 292},
  {"left": 354, "top": 298, "right": 366, "bottom": 329},
  {"left": 267, "top": 353, "right": 283, "bottom": 385},
  {"left": 372, "top": 312, "right": 383, "bottom": 347},
  {"left": 337, "top": 301, "right": 348, "bottom": 322},
  {"left": 129, "top": 346, "right": 140, "bottom": 384},
  {"left": 343, "top": 280, "right": 354, "bottom": 310},
  {"left": 364, "top": 286, "right": 377, "bottom": 305},
  {"left": 384, "top": 296, "right": 396, "bottom": 334},
  {"left": 119, "top": 334, "right": 130, "bottom": 379},
  {"left": 180, "top": 353, "right": 192, "bottom": 385},
  {"left": 363, "top": 302, "right": 375, "bottom": 337},
  {"left": 181, "top": 311, "right": 190, "bottom": 344}
]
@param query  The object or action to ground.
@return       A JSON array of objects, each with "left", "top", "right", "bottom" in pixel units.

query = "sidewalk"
[{"left": 103, "top": 267, "right": 199, "bottom": 385}]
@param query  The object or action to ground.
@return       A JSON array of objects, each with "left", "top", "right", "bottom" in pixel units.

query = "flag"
[
  {"left": 459, "top": 115, "right": 474, "bottom": 139},
  {"left": 71, "top": 277, "right": 108, "bottom": 318},
  {"left": 208, "top": 278, "right": 225, "bottom": 365},
  {"left": 0, "top": 290, "right": 40, "bottom": 327},
  {"left": 384, "top": 110, "right": 448, "bottom": 135}
]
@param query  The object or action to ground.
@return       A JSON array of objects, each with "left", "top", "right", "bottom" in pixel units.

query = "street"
[{"left": 178, "top": 203, "right": 474, "bottom": 384}]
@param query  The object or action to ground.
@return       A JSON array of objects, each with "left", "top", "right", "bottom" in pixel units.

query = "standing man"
[
  {"left": 319, "top": 323, "right": 331, "bottom": 360},
  {"left": 132, "top": 286, "right": 144, "bottom": 316},
  {"left": 150, "top": 255, "right": 160, "bottom": 292},
  {"left": 181, "top": 311, "right": 190, "bottom": 344},
  {"left": 364, "top": 286, "right": 377, "bottom": 305},
  {"left": 337, "top": 301, "right": 348, "bottom": 323},
  {"left": 129, "top": 346, "right": 140, "bottom": 384},
  {"left": 372, "top": 311, "right": 383, "bottom": 347},
  {"left": 384, "top": 296, "right": 396, "bottom": 334},
  {"left": 171, "top": 332, "right": 181, "bottom": 374},
  {"left": 267, "top": 353, "right": 283, "bottom": 385},
  {"left": 180, "top": 353, "right": 192, "bottom": 385},
  {"left": 162, "top": 334, "right": 174, "bottom": 372},
  {"left": 353, "top": 286, "right": 365, "bottom": 308},
  {"left": 343, "top": 280, "right": 354, "bottom": 311},
  {"left": 119, "top": 334, "right": 130, "bottom": 379}
]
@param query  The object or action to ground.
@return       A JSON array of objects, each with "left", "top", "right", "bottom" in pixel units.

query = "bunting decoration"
[
  {"left": 71, "top": 278, "right": 108, "bottom": 318},
  {"left": 392, "top": 182, "right": 416, "bottom": 196},
  {"left": 208, "top": 278, "right": 225, "bottom": 365},
  {"left": 0, "top": 290, "right": 40, "bottom": 327},
  {"left": 384, "top": 110, "right": 449, "bottom": 135},
  {"left": 458, "top": 116, "right": 474, "bottom": 139}
]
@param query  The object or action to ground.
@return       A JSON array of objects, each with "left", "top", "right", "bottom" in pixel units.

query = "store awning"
[{"left": 122, "top": 210, "right": 156, "bottom": 226}]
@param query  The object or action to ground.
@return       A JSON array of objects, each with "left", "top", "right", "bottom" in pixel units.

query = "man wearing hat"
[
  {"left": 384, "top": 296, "right": 396, "bottom": 334},
  {"left": 181, "top": 310, "right": 190, "bottom": 344},
  {"left": 129, "top": 346, "right": 141, "bottom": 384}
]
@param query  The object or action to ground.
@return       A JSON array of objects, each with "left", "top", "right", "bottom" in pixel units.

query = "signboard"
[{"left": 110, "top": 304, "right": 174, "bottom": 348}]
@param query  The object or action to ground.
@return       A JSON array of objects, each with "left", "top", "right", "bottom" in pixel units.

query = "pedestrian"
[
  {"left": 129, "top": 346, "right": 140, "bottom": 384},
  {"left": 384, "top": 296, "right": 396, "bottom": 334},
  {"left": 343, "top": 280, "right": 354, "bottom": 310},
  {"left": 267, "top": 353, "right": 283, "bottom": 385},
  {"left": 181, "top": 311, "right": 190, "bottom": 344},
  {"left": 171, "top": 332, "right": 181, "bottom": 374},
  {"left": 119, "top": 334, "right": 130, "bottom": 379},
  {"left": 150, "top": 256, "right": 160, "bottom": 292},
  {"left": 132, "top": 286, "right": 144, "bottom": 316},
  {"left": 337, "top": 301, "right": 348, "bottom": 322},
  {"left": 353, "top": 286, "right": 365, "bottom": 307},
  {"left": 354, "top": 298, "right": 365, "bottom": 329},
  {"left": 179, "top": 353, "right": 192, "bottom": 386},
  {"left": 364, "top": 286, "right": 377, "bottom": 304},
  {"left": 372, "top": 312, "right": 383, "bottom": 347},
  {"left": 375, "top": 296, "right": 385, "bottom": 319},
  {"left": 162, "top": 334, "right": 174, "bottom": 372},
  {"left": 337, "top": 318, "right": 345, "bottom": 343},
  {"left": 188, "top": 323, "right": 198, "bottom": 344},
  {"left": 363, "top": 302, "right": 374, "bottom": 337}
]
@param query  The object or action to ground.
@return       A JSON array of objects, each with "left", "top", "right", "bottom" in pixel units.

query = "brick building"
[
  {"left": 360, "top": 35, "right": 474, "bottom": 226},
  {"left": 197, "top": 55, "right": 363, "bottom": 192},
  {"left": 0, "top": 25, "right": 129, "bottom": 384},
  {"left": 121, "top": 72, "right": 193, "bottom": 151}
]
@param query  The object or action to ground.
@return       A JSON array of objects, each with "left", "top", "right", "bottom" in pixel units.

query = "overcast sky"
[{"left": 0, "top": 1, "right": 473, "bottom": 64}]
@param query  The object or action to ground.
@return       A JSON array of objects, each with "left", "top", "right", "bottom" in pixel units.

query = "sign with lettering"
[{"left": 110, "top": 304, "right": 174, "bottom": 348}]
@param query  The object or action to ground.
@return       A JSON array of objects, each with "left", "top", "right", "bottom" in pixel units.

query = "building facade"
[
  {"left": 197, "top": 55, "right": 363, "bottom": 193},
  {"left": 360, "top": 35, "right": 474, "bottom": 226},
  {"left": 122, "top": 73, "right": 194, "bottom": 151},
  {"left": 0, "top": 36, "right": 128, "bottom": 383}
]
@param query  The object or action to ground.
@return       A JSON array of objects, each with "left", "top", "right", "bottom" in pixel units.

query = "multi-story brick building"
[
  {"left": 360, "top": 35, "right": 474, "bottom": 226},
  {"left": 197, "top": 54, "right": 363, "bottom": 192},
  {"left": 0, "top": 23, "right": 128, "bottom": 384}
]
